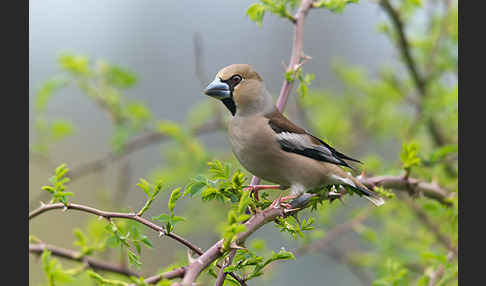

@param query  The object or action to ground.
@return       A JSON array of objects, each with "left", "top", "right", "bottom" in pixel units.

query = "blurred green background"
[{"left": 29, "top": 0, "right": 457, "bottom": 285}]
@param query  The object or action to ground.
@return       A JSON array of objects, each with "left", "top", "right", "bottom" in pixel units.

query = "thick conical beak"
[{"left": 203, "top": 78, "right": 231, "bottom": 99}]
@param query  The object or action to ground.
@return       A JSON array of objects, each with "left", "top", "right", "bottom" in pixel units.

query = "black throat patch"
[{"left": 222, "top": 97, "right": 236, "bottom": 116}]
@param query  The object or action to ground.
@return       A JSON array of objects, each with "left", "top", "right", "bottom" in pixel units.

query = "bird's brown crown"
[{"left": 216, "top": 64, "right": 262, "bottom": 82}]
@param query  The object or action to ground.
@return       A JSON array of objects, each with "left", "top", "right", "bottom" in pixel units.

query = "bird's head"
[{"left": 204, "top": 64, "right": 273, "bottom": 116}]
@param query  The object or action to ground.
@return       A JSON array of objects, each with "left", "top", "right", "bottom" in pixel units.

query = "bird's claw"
[{"left": 270, "top": 195, "right": 297, "bottom": 209}]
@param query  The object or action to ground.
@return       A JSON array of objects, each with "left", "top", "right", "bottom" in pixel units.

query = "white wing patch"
[
  {"left": 331, "top": 174, "right": 356, "bottom": 188},
  {"left": 275, "top": 132, "right": 313, "bottom": 149},
  {"left": 275, "top": 132, "right": 340, "bottom": 162}
]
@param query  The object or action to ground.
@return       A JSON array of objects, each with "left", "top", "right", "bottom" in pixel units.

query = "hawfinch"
[{"left": 203, "top": 64, "right": 384, "bottom": 206}]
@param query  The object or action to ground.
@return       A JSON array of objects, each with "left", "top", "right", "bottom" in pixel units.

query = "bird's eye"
[{"left": 231, "top": 75, "right": 242, "bottom": 84}]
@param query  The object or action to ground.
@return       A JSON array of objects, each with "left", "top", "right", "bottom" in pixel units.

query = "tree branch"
[
  {"left": 379, "top": 0, "right": 451, "bottom": 149},
  {"left": 296, "top": 207, "right": 372, "bottom": 255},
  {"left": 427, "top": 251, "right": 454, "bottom": 286},
  {"left": 325, "top": 241, "right": 373, "bottom": 286},
  {"left": 29, "top": 202, "right": 204, "bottom": 256},
  {"left": 359, "top": 175, "right": 453, "bottom": 206},
  {"left": 29, "top": 117, "right": 224, "bottom": 210},
  {"left": 29, "top": 243, "right": 139, "bottom": 277},
  {"left": 68, "top": 118, "right": 224, "bottom": 181},
  {"left": 29, "top": 201, "right": 246, "bottom": 285},
  {"left": 405, "top": 199, "right": 457, "bottom": 255},
  {"left": 250, "top": 0, "right": 314, "bottom": 187},
  {"left": 214, "top": 250, "right": 236, "bottom": 286},
  {"left": 179, "top": 205, "right": 286, "bottom": 286},
  {"left": 285, "top": 209, "right": 373, "bottom": 286}
]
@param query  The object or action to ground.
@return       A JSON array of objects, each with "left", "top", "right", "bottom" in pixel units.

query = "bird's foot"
[
  {"left": 328, "top": 186, "right": 345, "bottom": 204},
  {"left": 269, "top": 195, "right": 298, "bottom": 209},
  {"left": 244, "top": 185, "right": 281, "bottom": 201}
]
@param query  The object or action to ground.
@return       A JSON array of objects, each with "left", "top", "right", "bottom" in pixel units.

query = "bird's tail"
[{"left": 347, "top": 178, "right": 385, "bottom": 207}]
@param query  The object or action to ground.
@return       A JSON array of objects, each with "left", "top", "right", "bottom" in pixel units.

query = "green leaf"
[
  {"left": 134, "top": 241, "right": 141, "bottom": 255},
  {"left": 35, "top": 77, "right": 68, "bottom": 112},
  {"left": 42, "top": 186, "right": 55, "bottom": 193},
  {"left": 184, "top": 181, "right": 207, "bottom": 197},
  {"left": 152, "top": 213, "right": 170, "bottom": 223},
  {"left": 238, "top": 190, "right": 251, "bottom": 214},
  {"left": 105, "top": 65, "right": 137, "bottom": 89},
  {"left": 137, "top": 178, "right": 151, "bottom": 197},
  {"left": 58, "top": 53, "right": 90, "bottom": 75},
  {"left": 428, "top": 144, "right": 458, "bottom": 164},
  {"left": 111, "top": 125, "right": 133, "bottom": 153},
  {"left": 168, "top": 188, "right": 182, "bottom": 214},
  {"left": 140, "top": 237, "right": 153, "bottom": 248},
  {"left": 170, "top": 215, "right": 186, "bottom": 225},
  {"left": 400, "top": 141, "right": 421, "bottom": 170},
  {"left": 87, "top": 270, "right": 128, "bottom": 286},
  {"left": 313, "top": 0, "right": 359, "bottom": 13},
  {"left": 127, "top": 249, "right": 142, "bottom": 267},
  {"left": 51, "top": 120, "right": 74, "bottom": 140},
  {"left": 246, "top": 3, "right": 266, "bottom": 26}
]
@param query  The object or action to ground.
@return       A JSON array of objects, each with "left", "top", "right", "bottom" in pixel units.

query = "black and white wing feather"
[
  {"left": 266, "top": 110, "right": 361, "bottom": 169},
  {"left": 275, "top": 132, "right": 355, "bottom": 168}
]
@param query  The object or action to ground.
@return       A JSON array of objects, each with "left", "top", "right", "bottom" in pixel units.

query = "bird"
[{"left": 203, "top": 64, "right": 384, "bottom": 207}]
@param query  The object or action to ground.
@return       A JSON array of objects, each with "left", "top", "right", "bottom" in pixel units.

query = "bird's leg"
[
  {"left": 278, "top": 195, "right": 298, "bottom": 209},
  {"left": 269, "top": 194, "right": 298, "bottom": 209},
  {"left": 244, "top": 185, "right": 281, "bottom": 201}
]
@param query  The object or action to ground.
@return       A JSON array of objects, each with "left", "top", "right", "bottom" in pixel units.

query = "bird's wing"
[{"left": 265, "top": 110, "right": 362, "bottom": 169}]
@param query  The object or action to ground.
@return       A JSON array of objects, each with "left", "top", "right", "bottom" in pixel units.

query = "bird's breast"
[
  {"left": 228, "top": 115, "right": 291, "bottom": 185},
  {"left": 228, "top": 115, "right": 336, "bottom": 189}
]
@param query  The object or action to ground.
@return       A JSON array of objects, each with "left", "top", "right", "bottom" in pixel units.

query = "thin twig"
[
  {"left": 29, "top": 201, "right": 246, "bottom": 285},
  {"left": 296, "top": 207, "right": 372, "bottom": 255},
  {"left": 29, "top": 202, "right": 204, "bottom": 255},
  {"left": 193, "top": 32, "right": 209, "bottom": 88},
  {"left": 68, "top": 118, "right": 224, "bottom": 181},
  {"left": 115, "top": 160, "right": 131, "bottom": 208},
  {"left": 250, "top": 0, "right": 314, "bottom": 187},
  {"left": 405, "top": 199, "right": 457, "bottom": 255},
  {"left": 424, "top": 0, "right": 453, "bottom": 80},
  {"left": 29, "top": 243, "right": 139, "bottom": 277},
  {"left": 379, "top": 0, "right": 451, "bottom": 148},
  {"left": 326, "top": 240, "right": 373, "bottom": 286},
  {"left": 180, "top": 204, "right": 287, "bottom": 286},
  {"left": 29, "top": 117, "right": 224, "bottom": 210},
  {"left": 128, "top": 267, "right": 187, "bottom": 285},
  {"left": 214, "top": 250, "right": 237, "bottom": 286},
  {"left": 427, "top": 251, "right": 454, "bottom": 286}
]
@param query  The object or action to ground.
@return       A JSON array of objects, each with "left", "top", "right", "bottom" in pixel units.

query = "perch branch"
[{"left": 359, "top": 175, "right": 453, "bottom": 206}]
